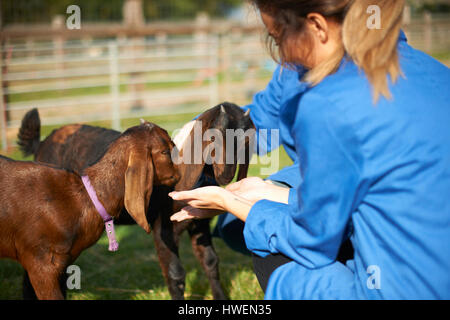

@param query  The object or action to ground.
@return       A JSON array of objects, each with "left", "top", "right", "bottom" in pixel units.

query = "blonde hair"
[
  {"left": 254, "top": 0, "right": 406, "bottom": 103},
  {"left": 344, "top": 0, "right": 405, "bottom": 101}
]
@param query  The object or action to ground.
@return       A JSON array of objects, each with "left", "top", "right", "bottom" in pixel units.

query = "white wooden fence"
[
  {"left": 1, "top": 11, "right": 449, "bottom": 152},
  {"left": 0, "top": 34, "right": 275, "bottom": 151}
]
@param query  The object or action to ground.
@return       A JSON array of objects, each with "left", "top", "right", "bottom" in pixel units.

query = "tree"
[
  {"left": 1, "top": 0, "right": 243, "bottom": 26},
  {"left": 144, "top": 0, "right": 242, "bottom": 21}
]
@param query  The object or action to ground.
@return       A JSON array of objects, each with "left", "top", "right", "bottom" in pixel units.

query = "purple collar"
[{"left": 81, "top": 175, "right": 119, "bottom": 252}]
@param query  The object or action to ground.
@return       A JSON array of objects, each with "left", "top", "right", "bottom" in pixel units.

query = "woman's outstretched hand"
[
  {"left": 226, "top": 177, "right": 290, "bottom": 204},
  {"left": 169, "top": 177, "right": 291, "bottom": 223},
  {"left": 169, "top": 206, "right": 224, "bottom": 223},
  {"left": 169, "top": 186, "right": 228, "bottom": 211},
  {"left": 169, "top": 186, "right": 254, "bottom": 223}
]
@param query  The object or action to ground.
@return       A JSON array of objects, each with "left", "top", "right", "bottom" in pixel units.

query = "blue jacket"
[
  {"left": 243, "top": 65, "right": 307, "bottom": 192},
  {"left": 244, "top": 34, "right": 450, "bottom": 299}
]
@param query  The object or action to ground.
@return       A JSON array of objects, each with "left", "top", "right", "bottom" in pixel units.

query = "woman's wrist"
[
  {"left": 222, "top": 190, "right": 254, "bottom": 222},
  {"left": 168, "top": 186, "right": 256, "bottom": 223},
  {"left": 259, "top": 181, "right": 291, "bottom": 204}
]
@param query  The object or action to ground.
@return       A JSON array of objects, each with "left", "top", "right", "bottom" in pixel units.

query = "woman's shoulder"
[
  {"left": 398, "top": 41, "right": 450, "bottom": 76},
  {"left": 296, "top": 59, "right": 371, "bottom": 127},
  {"left": 301, "top": 43, "right": 450, "bottom": 117},
  {"left": 306, "top": 59, "right": 372, "bottom": 109}
]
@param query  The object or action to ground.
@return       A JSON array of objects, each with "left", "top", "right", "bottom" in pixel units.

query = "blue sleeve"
[
  {"left": 243, "top": 93, "right": 363, "bottom": 269},
  {"left": 266, "top": 162, "right": 302, "bottom": 206},
  {"left": 288, "top": 187, "right": 298, "bottom": 206},
  {"left": 267, "top": 162, "right": 302, "bottom": 189},
  {"left": 242, "top": 66, "right": 286, "bottom": 155}
]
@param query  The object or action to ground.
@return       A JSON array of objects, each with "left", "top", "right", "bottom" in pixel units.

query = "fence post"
[
  {"left": 221, "top": 33, "right": 232, "bottom": 102},
  {"left": 123, "top": 0, "right": 145, "bottom": 27},
  {"left": 195, "top": 12, "right": 210, "bottom": 55},
  {"left": 424, "top": 11, "right": 432, "bottom": 53},
  {"left": 0, "top": 64, "right": 6, "bottom": 152},
  {"left": 156, "top": 32, "right": 167, "bottom": 56},
  {"left": 52, "top": 16, "right": 65, "bottom": 76},
  {"left": 209, "top": 36, "right": 219, "bottom": 107},
  {"left": 403, "top": 5, "right": 411, "bottom": 38},
  {"left": 109, "top": 41, "right": 121, "bottom": 131}
]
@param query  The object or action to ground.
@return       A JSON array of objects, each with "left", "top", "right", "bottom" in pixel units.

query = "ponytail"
[
  {"left": 306, "top": 0, "right": 405, "bottom": 103},
  {"left": 342, "top": 0, "right": 405, "bottom": 102}
]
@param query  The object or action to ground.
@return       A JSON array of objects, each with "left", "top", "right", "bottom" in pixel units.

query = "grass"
[
  {"left": 432, "top": 51, "right": 450, "bottom": 62},
  {"left": 0, "top": 112, "right": 293, "bottom": 300},
  {"left": 0, "top": 225, "right": 264, "bottom": 300}
]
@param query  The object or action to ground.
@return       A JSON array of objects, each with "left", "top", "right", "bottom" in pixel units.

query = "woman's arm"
[
  {"left": 169, "top": 186, "right": 253, "bottom": 222},
  {"left": 172, "top": 93, "right": 364, "bottom": 270},
  {"left": 244, "top": 93, "right": 364, "bottom": 267},
  {"left": 226, "top": 177, "right": 290, "bottom": 204},
  {"left": 169, "top": 177, "right": 291, "bottom": 223}
]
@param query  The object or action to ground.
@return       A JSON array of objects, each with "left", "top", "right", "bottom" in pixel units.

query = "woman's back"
[{"left": 295, "top": 35, "right": 450, "bottom": 299}]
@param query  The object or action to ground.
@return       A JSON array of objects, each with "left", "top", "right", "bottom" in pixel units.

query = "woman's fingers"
[
  {"left": 169, "top": 186, "right": 221, "bottom": 200},
  {"left": 171, "top": 206, "right": 204, "bottom": 222},
  {"left": 226, "top": 177, "right": 267, "bottom": 193},
  {"left": 225, "top": 180, "right": 243, "bottom": 192},
  {"left": 169, "top": 186, "right": 228, "bottom": 210},
  {"left": 171, "top": 210, "right": 196, "bottom": 222},
  {"left": 170, "top": 206, "right": 224, "bottom": 222},
  {"left": 169, "top": 190, "right": 197, "bottom": 201}
]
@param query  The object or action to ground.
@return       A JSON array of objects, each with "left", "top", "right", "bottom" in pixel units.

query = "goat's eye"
[{"left": 210, "top": 136, "right": 216, "bottom": 142}]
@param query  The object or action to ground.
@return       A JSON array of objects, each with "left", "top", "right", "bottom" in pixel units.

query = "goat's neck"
[{"left": 82, "top": 142, "right": 128, "bottom": 218}]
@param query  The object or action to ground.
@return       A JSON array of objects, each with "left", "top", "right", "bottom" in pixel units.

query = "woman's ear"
[{"left": 306, "top": 13, "right": 329, "bottom": 43}]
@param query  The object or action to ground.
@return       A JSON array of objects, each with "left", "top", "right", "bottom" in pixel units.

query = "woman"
[{"left": 171, "top": 0, "right": 450, "bottom": 299}]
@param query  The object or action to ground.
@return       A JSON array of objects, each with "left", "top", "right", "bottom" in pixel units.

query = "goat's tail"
[{"left": 17, "top": 108, "right": 41, "bottom": 157}]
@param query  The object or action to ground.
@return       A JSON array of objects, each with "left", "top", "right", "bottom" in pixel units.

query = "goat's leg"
[
  {"left": 23, "top": 269, "right": 68, "bottom": 300},
  {"left": 22, "top": 251, "right": 69, "bottom": 300},
  {"left": 152, "top": 214, "right": 186, "bottom": 300},
  {"left": 188, "top": 219, "right": 227, "bottom": 300},
  {"left": 25, "top": 267, "right": 65, "bottom": 300},
  {"left": 22, "top": 271, "right": 37, "bottom": 300}
]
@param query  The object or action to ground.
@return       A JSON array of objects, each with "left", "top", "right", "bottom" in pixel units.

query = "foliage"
[
  {"left": 407, "top": 0, "right": 450, "bottom": 13},
  {"left": 417, "top": 3, "right": 450, "bottom": 13},
  {"left": 144, "top": 0, "right": 242, "bottom": 20},
  {"left": 1, "top": 0, "right": 243, "bottom": 26}
]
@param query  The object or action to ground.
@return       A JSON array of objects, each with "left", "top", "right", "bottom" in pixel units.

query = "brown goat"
[
  {"left": 16, "top": 104, "right": 254, "bottom": 300},
  {"left": 0, "top": 123, "right": 179, "bottom": 299}
]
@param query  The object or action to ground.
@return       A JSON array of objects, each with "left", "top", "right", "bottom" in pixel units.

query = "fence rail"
[
  {"left": 1, "top": 12, "right": 449, "bottom": 152},
  {"left": 0, "top": 33, "right": 276, "bottom": 151}
]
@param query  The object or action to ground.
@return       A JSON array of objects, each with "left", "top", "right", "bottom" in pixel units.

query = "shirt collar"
[{"left": 399, "top": 29, "right": 408, "bottom": 43}]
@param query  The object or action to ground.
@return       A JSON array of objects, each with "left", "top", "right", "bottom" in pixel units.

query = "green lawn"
[
  {"left": 0, "top": 113, "right": 293, "bottom": 300},
  {"left": 0, "top": 224, "right": 263, "bottom": 300}
]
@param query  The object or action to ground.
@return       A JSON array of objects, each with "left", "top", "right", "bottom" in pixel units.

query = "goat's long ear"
[
  {"left": 236, "top": 162, "right": 249, "bottom": 181},
  {"left": 236, "top": 124, "right": 255, "bottom": 182},
  {"left": 124, "top": 150, "right": 152, "bottom": 234}
]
